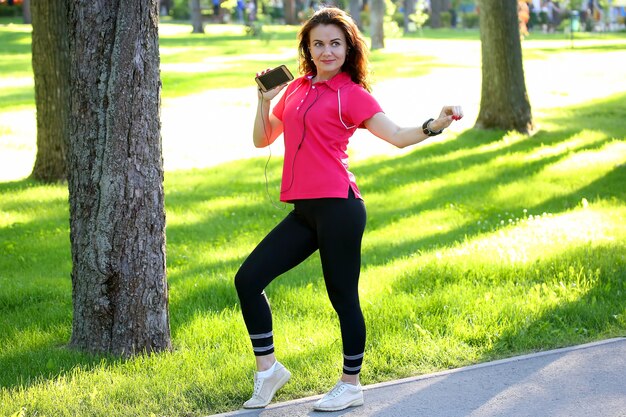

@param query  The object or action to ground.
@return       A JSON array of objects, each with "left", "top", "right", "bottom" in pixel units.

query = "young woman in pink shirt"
[{"left": 235, "top": 6, "right": 463, "bottom": 412}]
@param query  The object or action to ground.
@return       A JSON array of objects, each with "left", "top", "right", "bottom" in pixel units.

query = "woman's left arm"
[{"left": 364, "top": 105, "right": 463, "bottom": 149}]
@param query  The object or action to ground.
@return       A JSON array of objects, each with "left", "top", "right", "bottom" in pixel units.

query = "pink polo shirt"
[{"left": 272, "top": 72, "right": 383, "bottom": 202}]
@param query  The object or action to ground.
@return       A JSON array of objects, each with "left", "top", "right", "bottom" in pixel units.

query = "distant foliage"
[
  {"left": 0, "top": 3, "right": 22, "bottom": 16},
  {"left": 462, "top": 12, "right": 479, "bottom": 28},
  {"left": 171, "top": 0, "right": 190, "bottom": 20}
]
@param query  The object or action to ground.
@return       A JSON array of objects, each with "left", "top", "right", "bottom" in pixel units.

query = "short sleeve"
[{"left": 343, "top": 86, "right": 384, "bottom": 128}]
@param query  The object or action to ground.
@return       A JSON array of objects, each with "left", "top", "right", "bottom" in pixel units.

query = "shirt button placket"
[{"left": 297, "top": 85, "right": 311, "bottom": 111}]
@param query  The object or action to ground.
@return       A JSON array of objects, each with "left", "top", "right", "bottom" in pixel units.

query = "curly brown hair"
[{"left": 297, "top": 7, "right": 371, "bottom": 92}]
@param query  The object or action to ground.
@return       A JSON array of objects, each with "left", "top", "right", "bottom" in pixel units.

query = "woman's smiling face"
[{"left": 308, "top": 23, "right": 347, "bottom": 81}]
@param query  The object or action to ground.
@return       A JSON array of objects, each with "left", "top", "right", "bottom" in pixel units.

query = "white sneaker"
[
  {"left": 313, "top": 380, "right": 364, "bottom": 412},
  {"left": 243, "top": 362, "right": 291, "bottom": 409}
]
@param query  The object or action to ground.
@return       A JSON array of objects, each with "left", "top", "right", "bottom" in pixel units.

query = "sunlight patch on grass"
[
  {"left": 544, "top": 139, "right": 626, "bottom": 174},
  {"left": 457, "top": 207, "right": 618, "bottom": 265},
  {"left": 0, "top": 76, "right": 32, "bottom": 89},
  {"left": 487, "top": 138, "right": 624, "bottom": 209},
  {"left": 166, "top": 195, "right": 259, "bottom": 227},
  {"left": 364, "top": 207, "right": 467, "bottom": 251},
  {"left": 360, "top": 204, "right": 621, "bottom": 306},
  {"left": 0, "top": 210, "right": 31, "bottom": 227},
  {"left": 173, "top": 311, "right": 248, "bottom": 350},
  {"left": 526, "top": 130, "right": 605, "bottom": 161},
  {"left": 0, "top": 185, "right": 67, "bottom": 227},
  {"left": 479, "top": 130, "right": 528, "bottom": 152}
]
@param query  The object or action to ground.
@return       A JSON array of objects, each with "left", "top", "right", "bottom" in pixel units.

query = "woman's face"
[{"left": 308, "top": 24, "right": 347, "bottom": 81}]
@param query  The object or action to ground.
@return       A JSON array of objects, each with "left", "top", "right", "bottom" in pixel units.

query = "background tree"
[
  {"left": 159, "top": 0, "right": 173, "bottom": 15},
  {"left": 284, "top": 0, "right": 297, "bottom": 24},
  {"left": 21, "top": 0, "right": 31, "bottom": 24},
  {"left": 402, "top": 0, "right": 415, "bottom": 33},
  {"left": 429, "top": 0, "right": 445, "bottom": 28},
  {"left": 191, "top": 0, "right": 204, "bottom": 33},
  {"left": 370, "top": 0, "right": 385, "bottom": 49},
  {"left": 67, "top": 0, "right": 171, "bottom": 356},
  {"left": 349, "top": 0, "right": 362, "bottom": 29},
  {"left": 475, "top": 0, "right": 533, "bottom": 133},
  {"left": 30, "top": 1, "right": 69, "bottom": 183}
]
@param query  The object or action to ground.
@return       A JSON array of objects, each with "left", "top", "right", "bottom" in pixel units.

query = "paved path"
[{"left": 209, "top": 338, "right": 626, "bottom": 417}]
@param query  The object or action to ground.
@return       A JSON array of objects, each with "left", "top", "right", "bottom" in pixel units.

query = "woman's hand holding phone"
[
  {"left": 257, "top": 71, "right": 287, "bottom": 101},
  {"left": 255, "top": 65, "right": 293, "bottom": 101}
]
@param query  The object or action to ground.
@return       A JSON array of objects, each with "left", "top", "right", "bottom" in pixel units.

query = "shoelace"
[
  {"left": 251, "top": 376, "right": 264, "bottom": 397},
  {"left": 327, "top": 383, "right": 347, "bottom": 399}
]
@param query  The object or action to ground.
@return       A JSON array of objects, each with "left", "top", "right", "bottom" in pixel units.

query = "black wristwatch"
[{"left": 422, "top": 118, "right": 443, "bottom": 136}]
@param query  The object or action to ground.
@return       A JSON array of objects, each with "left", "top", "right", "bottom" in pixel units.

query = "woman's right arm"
[{"left": 253, "top": 87, "right": 285, "bottom": 148}]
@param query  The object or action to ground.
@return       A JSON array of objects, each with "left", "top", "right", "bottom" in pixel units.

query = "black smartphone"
[{"left": 255, "top": 65, "right": 294, "bottom": 92}]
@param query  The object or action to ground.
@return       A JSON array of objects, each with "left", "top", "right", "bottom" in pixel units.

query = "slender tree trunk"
[
  {"left": 22, "top": 0, "right": 31, "bottom": 24},
  {"left": 30, "top": 1, "right": 69, "bottom": 183},
  {"left": 350, "top": 0, "right": 362, "bottom": 29},
  {"left": 402, "top": 0, "right": 413, "bottom": 33},
  {"left": 190, "top": 0, "right": 204, "bottom": 33},
  {"left": 430, "top": 0, "right": 444, "bottom": 28},
  {"left": 475, "top": 0, "right": 533, "bottom": 133},
  {"left": 67, "top": 0, "right": 171, "bottom": 356},
  {"left": 370, "top": 0, "right": 385, "bottom": 50},
  {"left": 284, "top": 0, "right": 297, "bottom": 24}
]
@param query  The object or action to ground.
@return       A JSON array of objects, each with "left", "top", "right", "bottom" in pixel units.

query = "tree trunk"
[
  {"left": 30, "top": 1, "right": 69, "bottom": 183},
  {"left": 284, "top": 0, "right": 297, "bottom": 24},
  {"left": 475, "top": 0, "right": 533, "bottom": 133},
  {"left": 22, "top": 0, "right": 31, "bottom": 24},
  {"left": 430, "top": 0, "right": 444, "bottom": 28},
  {"left": 67, "top": 0, "right": 171, "bottom": 356},
  {"left": 190, "top": 0, "right": 204, "bottom": 33},
  {"left": 349, "top": 0, "right": 362, "bottom": 30},
  {"left": 370, "top": 0, "right": 385, "bottom": 50},
  {"left": 402, "top": 0, "right": 413, "bottom": 33}
]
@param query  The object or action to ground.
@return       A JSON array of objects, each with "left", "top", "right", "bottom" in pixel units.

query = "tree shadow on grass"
[
  {"left": 166, "top": 91, "right": 626, "bottom": 340},
  {"left": 0, "top": 27, "right": 31, "bottom": 54},
  {"left": 384, "top": 241, "right": 626, "bottom": 374},
  {"left": 485, "top": 242, "right": 626, "bottom": 357},
  {"left": 0, "top": 93, "right": 624, "bottom": 392}
]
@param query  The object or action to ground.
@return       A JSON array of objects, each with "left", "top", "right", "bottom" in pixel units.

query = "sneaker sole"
[
  {"left": 242, "top": 369, "right": 291, "bottom": 409},
  {"left": 313, "top": 396, "right": 364, "bottom": 412}
]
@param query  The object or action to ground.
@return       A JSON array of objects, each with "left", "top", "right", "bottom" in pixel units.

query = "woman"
[{"left": 235, "top": 6, "right": 463, "bottom": 412}]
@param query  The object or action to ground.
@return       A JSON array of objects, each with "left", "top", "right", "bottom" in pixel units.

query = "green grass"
[
  {"left": 0, "top": 21, "right": 440, "bottom": 104},
  {"left": 3, "top": 21, "right": 623, "bottom": 108},
  {"left": 1, "top": 20, "right": 626, "bottom": 417},
  {"left": 1, "top": 89, "right": 626, "bottom": 416}
]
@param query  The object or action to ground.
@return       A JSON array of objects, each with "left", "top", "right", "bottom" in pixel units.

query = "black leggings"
[{"left": 234, "top": 188, "right": 367, "bottom": 375}]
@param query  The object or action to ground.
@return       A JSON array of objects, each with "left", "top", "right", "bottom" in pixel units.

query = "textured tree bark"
[
  {"left": 30, "top": 1, "right": 69, "bottom": 183},
  {"left": 67, "top": 0, "right": 171, "bottom": 356},
  {"left": 370, "top": 0, "right": 385, "bottom": 50},
  {"left": 475, "top": 0, "right": 533, "bottom": 133}
]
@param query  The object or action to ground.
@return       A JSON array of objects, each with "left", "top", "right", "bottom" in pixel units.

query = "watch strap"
[{"left": 422, "top": 118, "right": 443, "bottom": 136}]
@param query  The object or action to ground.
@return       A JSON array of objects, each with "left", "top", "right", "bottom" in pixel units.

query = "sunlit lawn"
[
  {"left": 3, "top": 20, "right": 625, "bottom": 107},
  {"left": 0, "top": 19, "right": 625, "bottom": 417}
]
